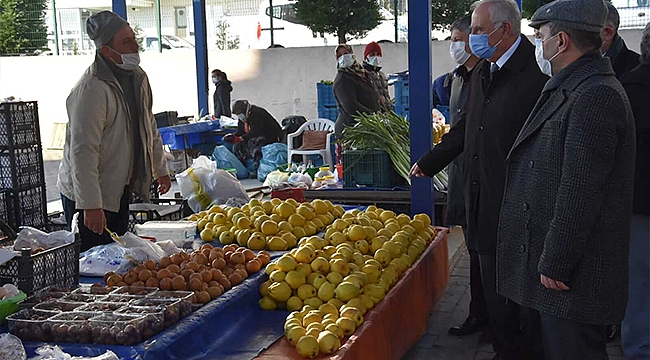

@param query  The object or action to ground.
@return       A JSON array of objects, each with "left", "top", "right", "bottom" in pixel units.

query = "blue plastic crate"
[
  {"left": 317, "top": 83, "right": 337, "bottom": 108},
  {"left": 436, "top": 105, "right": 451, "bottom": 123},
  {"left": 394, "top": 105, "right": 409, "bottom": 119},
  {"left": 317, "top": 106, "right": 339, "bottom": 121},
  {"left": 393, "top": 80, "right": 409, "bottom": 108}
]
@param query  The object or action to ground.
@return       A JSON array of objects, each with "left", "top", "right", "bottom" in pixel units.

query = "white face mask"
[
  {"left": 366, "top": 56, "right": 381, "bottom": 67},
  {"left": 211, "top": 77, "right": 218, "bottom": 84},
  {"left": 535, "top": 34, "right": 560, "bottom": 77},
  {"left": 449, "top": 41, "right": 471, "bottom": 65},
  {"left": 338, "top": 53, "right": 355, "bottom": 68},
  {"left": 108, "top": 47, "right": 140, "bottom": 71},
  {"left": 237, "top": 113, "right": 246, "bottom": 122}
]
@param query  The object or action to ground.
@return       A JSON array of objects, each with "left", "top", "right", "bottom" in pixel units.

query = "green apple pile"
[{"left": 258, "top": 206, "right": 437, "bottom": 358}]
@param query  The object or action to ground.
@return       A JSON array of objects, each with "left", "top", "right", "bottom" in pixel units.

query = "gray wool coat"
[{"left": 497, "top": 52, "right": 636, "bottom": 325}]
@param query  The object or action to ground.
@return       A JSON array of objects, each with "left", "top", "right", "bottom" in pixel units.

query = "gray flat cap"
[
  {"left": 529, "top": 0, "right": 607, "bottom": 33},
  {"left": 86, "top": 11, "right": 128, "bottom": 48}
]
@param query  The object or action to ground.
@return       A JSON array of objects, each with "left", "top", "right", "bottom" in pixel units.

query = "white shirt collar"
[{"left": 494, "top": 36, "right": 522, "bottom": 69}]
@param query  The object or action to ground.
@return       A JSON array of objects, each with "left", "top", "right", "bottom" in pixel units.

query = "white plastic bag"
[
  {"left": 114, "top": 232, "right": 167, "bottom": 264},
  {"left": 29, "top": 345, "right": 118, "bottom": 360},
  {"left": 79, "top": 243, "right": 132, "bottom": 276},
  {"left": 263, "top": 170, "right": 290, "bottom": 187},
  {"left": 0, "top": 333, "right": 26, "bottom": 360},
  {"left": 14, "top": 213, "right": 79, "bottom": 252},
  {"left": 176, "top": 155, "right": 249, "bottom": 213}
]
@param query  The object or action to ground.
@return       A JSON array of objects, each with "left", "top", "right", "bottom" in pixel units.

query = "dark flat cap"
[
  {"left": 86, "top": 11, "right": 128, "bottom": 48},
  {"left": 529, "top": 0, "right": 607, "bottom": 33}
]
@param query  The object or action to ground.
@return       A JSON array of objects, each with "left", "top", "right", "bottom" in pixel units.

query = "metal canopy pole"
[
  {"left": 408, "top": 0, "right": 434, "bottom": 218},
  {"left": 515, "top": 0, "right": 522, "bottom": 11},
  {"left": 193, "top": 0, "right": 209, "bottom": 116},
  {"left": 156, "top": 0, "right": 163, "bottom": 53},
  {"left": 394, "top": 0, "right": 398, "bottom": 43},
  {"left": 52, "top": 0, "right": 59, "bottom": 55},
  {"left": 112, "top": 0, "right": 127, "bottom": 19}
]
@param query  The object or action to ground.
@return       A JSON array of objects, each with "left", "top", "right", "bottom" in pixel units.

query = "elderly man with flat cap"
[
  {"left": 496, "top": 0, "right": 636, "bottom": 358},
  {"left": 58, "top": 11, "right": 171, "bottom": 252}
]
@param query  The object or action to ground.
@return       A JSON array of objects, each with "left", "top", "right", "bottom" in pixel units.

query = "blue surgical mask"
[
  {"left": 338, "top": 54, "right": 355, "bottom": 68},
  {"left": 237, "top": 113, "right": 246, "bottom": 122},
  {"left": 366, "top": 56, "right": 381, "bottom": 67},
  {"left": 211, "top": 77, "right": 218, "bottom": 84},
  {"left": 469, "top": 24, "right": 504, "bottom": 59}
]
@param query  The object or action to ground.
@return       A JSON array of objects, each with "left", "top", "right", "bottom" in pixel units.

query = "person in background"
[
  {"left": 601, "top": 2, "right": 640, "bottom": 78},
  {"left": 224, "top": 99, "right": 283, "bottom": 174},
  {"left": 410, "top": 1, "right": 549, "bottom": 358},
  {"left": 332, "top": 44, "right": 380, "bottom": 138},
  {"left": 211, "top": 69, "right": 232, "bottom": 118},
  {"left": 432, "top": 73, "right": 451, "bottom": 108},
  {"left": 498, "top": 0, "right": 636, "bottom": 358},
  {"left": 620, "top": 21, "right": 650, "bottom": 360},
  {"left": 362, "top": 42, "right": 393, "bottom": 112},
  {"left": 443, "top": 15, "right": 488, "bottom": 338},
  {"left": 58, "top": 11, "right": 171, "bottom": 252}
]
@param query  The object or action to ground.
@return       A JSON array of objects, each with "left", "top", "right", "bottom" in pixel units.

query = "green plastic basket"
[{"left": 0, "top": 290, "right": 27, "bottom": 324}]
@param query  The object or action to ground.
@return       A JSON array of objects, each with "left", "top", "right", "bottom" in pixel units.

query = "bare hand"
[
  {"left": 84, "top": 209, "right": 106, "bottom": 235},
  {"left": 157, "top": 175, "right": 172, "bottom": 195},
  {"left": 409, "top": 163, "right": 427, "bottom": 178},
  {"left": 540, "top": 274, "right": 570, "bottom": 291}
]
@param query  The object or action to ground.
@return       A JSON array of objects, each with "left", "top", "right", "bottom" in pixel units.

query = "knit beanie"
[
  {"left": 86, "top": 11, "right": 128, "bottom": 48},
  {"left": 364, "top": 42, "right": 382, "bottom": 59}
]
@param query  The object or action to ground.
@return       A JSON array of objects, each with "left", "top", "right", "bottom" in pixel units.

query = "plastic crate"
[
  {"left": 317, "top": 106, "right": 339, "bottom": 121},
  {"left": 0, "top": 146, "right": 44, "bottom": 189},
  {"left": 0, "top": 235, "right": 81, "bottom": 295},
  {"left": 0, "top": 102, "right": 41, "bottom": 149},
  {"left": 0, "top": 191, "right": 9, "bottom": 228},
  {"left": 343, "top": 150, "right": 407, "bottom": 188},
  {"left": 5, "top": 185, "right": 47, "bottom": 231},
  {"left": 317, "top": 83, "right": 337, "bottom": 108},
  {"left": 394, "top": 105, "right": 409, "bottom": 119},
  {"left": 393, "top": 80, "right": 409, "bottom": 108}
]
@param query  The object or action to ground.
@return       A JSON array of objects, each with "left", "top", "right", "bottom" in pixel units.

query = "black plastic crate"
[
  {"left": 0, "top": 235, "right": 81, "bottom": 295},
  {"left": 5, "top": 185, "right": 47, "bottom": 231},
  {"left": 343, "top": 150, "right": 407, "bottom": 188},
  {"left": 0, "top": 190, "right": 9, "bottom": 228},
  {"left": 0, "top": 146, "right": 44, "bottom": 189},
  {"left": 0, "top": 102, "right": 41, "bottom": 148}
]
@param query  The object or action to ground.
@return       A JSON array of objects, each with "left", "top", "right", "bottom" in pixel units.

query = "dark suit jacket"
[
  {"left": 610, "top": 37, "right": 640, "bottom": 78},
  {"left": 497, "top": 53, "right": 636, "bottom": 325},
  {"left": 417, "top": 36, "right": 549, "bottom": 254}
]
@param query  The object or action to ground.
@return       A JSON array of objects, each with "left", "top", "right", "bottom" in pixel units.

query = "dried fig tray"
[
  {"left": 115, "top": 305, "right": 165, "bottom": 339},
  {"left": 75, "top": 302, "right": 125, "bottom": 313},
  {"left": 21, "top": 291, "right": 67, "bottom": 309},
  {"left": 146, "top": 290, "right": 193, "bottom": 318},
  {"left": 89, "top": 313, "right": 146, "bottom": 345},
  {"left": 7, "top": 309, "right": 58, "bottom": 342},
  {"left": 72, "top": 285, "right": 117, "bottom": 296},
  {"left": 33, "top": 300, "right": 85, "bottom": 312},
  {"left": 104, "top": 294, "right": 144, "bottom": 303},
  {"left": 49, "top": 311, "right": 100, "bottom": 343},
  {"left": 110, "top": 286, "right": 158, "bottom": 296},
  {"left": 132, "top": 298, "right": 181, "bottom": 327},
  {"left": 63, "top": 293, "right": 108, "bottom": 303}
]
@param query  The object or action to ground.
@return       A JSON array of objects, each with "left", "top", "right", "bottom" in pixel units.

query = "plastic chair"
[{"left": 287, "top": 118, "right": 335, "bottom": 167}]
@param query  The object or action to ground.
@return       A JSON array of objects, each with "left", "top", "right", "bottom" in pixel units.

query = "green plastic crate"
[{"left": 343, "top": 150, "right": 407, "bottom": 188}]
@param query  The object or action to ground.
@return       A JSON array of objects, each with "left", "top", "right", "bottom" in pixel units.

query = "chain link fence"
[{"left": 612, "top": 0, "right": 650, "bottom": 29}]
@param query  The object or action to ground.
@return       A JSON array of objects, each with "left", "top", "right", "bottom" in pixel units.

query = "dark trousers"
[
  {"left": 479, "top": 253, "right": 544, "bottom": 360},
  {"left": 468, "top": 248, "right": 488, "bottom": 320},
  {"left": 61, "top": 188, "right": 130, "bottom": 253},
  {"left": 541, "top": 313, "right": 609, "bottom": 360}
]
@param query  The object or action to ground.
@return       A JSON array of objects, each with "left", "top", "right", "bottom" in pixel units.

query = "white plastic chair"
[{"left": 287, "top": 118, "right": 336, "bottom": 167}]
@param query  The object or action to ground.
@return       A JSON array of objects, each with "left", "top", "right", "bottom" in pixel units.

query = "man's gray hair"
[
  {"left": 641, "top": 22, "right": 650, "bottom": 65},
  {"left": 605, "top": 2, "right": 620, "bottom": 32},
  {"left": 471, "top": 0, "right": 521, "bottom": 36},
  {"left": 451, "top": 15, "right": 472, "bottom": 34}
]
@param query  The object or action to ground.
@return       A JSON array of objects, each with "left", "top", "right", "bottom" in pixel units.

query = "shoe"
[
  {"left": 448, "top": 316, "right": 488, "bottom": 336},
  {"left": 607, "top": 324, "right": 620, "bottom": 342}
]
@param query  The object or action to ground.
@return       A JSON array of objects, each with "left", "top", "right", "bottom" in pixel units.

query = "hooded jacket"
[{"left": 214, "top": 79, "right": 233, "bottom": 118}]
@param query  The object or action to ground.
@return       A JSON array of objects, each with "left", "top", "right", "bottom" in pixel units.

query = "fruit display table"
[{"left": 257, "top": 227, "right": 449, "bottom": 360}]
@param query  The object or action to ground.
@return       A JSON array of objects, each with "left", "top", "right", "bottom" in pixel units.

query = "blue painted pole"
[
  {"left": 112, "top": 0, "right": 127, "bottom": 19},
  {"left": 193, "top": 0, "right": 209, "bottom": 117},
  {"left": 408, "top": 0, "right": 434, "bottom": 218}
]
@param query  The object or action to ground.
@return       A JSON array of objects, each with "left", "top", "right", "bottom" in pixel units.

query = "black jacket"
[
  {"left": 417, "top": 36, "right": 549, "bottom": 254},
  {"left": 234, "top": 105, "right": 283, "bottom": 145},
  {"left": 620, "top": 64, "right": 650, "bottom": 216},
  {"left": 333, "top": 69, "right": 380, "bottom": 137},
  {"left": 213, "top": 80, "right": 232, "bottom": 118},
  {"left": 362, "top": 63, "right": 392, "bottom": 112},
  {"left": 607, "top": 35, "right": 640, "bottom": 78},
  {"left": 497, "top": 53, "right": 636, "bottom": 325}
]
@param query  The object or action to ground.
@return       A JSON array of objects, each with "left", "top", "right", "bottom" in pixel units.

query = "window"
[{"left": 265, "top": 4, "right": 303, "bottom": 25}]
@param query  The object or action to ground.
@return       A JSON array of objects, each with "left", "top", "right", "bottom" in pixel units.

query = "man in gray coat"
[{"left": 497, "top": 0, "right": 636, "bottom": 358}]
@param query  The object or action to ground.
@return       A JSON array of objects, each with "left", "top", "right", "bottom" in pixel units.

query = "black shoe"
[
  {"left": 607, "top": 324, "right": 620, "bottom": 342},
  {"left": 448, "top": 316, "right": 488, "bottom": 336}
]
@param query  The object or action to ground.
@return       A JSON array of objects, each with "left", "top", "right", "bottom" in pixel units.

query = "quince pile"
[
  {"left": 188, "top": 199, "right": 345, "bottom": 251},
  {"left": 258, "top": 206, "right": 436, "bottom": 358}
]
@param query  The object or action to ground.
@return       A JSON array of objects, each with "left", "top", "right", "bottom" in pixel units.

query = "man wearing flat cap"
[
  {"left": 58, "top": 11, "right": 172, "bottom": 252},
  {"left": 496, "top": 0, "right": 636, "bottom": 358}
]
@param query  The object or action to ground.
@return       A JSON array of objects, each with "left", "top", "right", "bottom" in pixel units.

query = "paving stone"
[
  {"left": 415, "top": 334, "right": 439, "bottom": 349},
  {"left": 452, "top": 266, "right": 471, "bottom": 277},
  {"left": 433, "top": 299, "right": 460, "bottom": 313}
]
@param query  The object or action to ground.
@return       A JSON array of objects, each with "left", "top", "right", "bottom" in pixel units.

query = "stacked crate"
[
  {"left": 316, "top": 83, "right": 338, "bottom": 121},
  {"left": 0, "top": 102, "right": 47, "bottom": 231}
]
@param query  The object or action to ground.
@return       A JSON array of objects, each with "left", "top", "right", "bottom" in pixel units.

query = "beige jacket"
[{"left": 58, "top": 54, "right": 168, "bottom": 213}]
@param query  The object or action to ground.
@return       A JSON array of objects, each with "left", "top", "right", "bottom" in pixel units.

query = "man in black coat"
[
  {"left": 600, "top": 2, "right": 640, "bottom": 78},
  {"left": 497, "top": 0, "right": 636, "bottom": 358},
  {"left": 410, "top": 0, "right": 548, "bottom": 358}
]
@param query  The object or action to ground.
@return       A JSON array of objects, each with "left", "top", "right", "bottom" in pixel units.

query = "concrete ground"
[{"left": 402, "top": 227, "right": 627, "bottom": 360}]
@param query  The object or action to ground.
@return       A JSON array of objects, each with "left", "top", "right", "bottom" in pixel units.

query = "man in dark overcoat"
[{"left": 497, "top": 0, "right": 637, "bottom": 358}]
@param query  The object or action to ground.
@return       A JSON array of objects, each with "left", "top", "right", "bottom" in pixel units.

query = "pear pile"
[
  {"left": 188, "top": 199, "right": 345, "bottom": 251},
  {"left": 258, "top": 206, "right": 437, "bottom": 358}
]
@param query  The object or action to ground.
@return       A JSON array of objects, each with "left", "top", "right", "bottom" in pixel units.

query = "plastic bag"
[
  {"left": 176, "top": 156, "right": 249, "bottom": 213},
  {"left": 257, "top": 143, "right": 288, "bottom": 182},
  {"left": 30, "top": 345, "right": 118, "bottom": 360},
  {"left": 0, "top": 333, "right": 26, "bottom": 360},
  {"left": 79, "top": 243, "right": 132, "bottom": 276},
  {"left": 211, "top": 145, "right": 248, "bottom": 179},
  {"left": 114, "top": 232, "right": 167, "bottom": 264},
  {"left": 14, "top": 213, "right": 78, "bottom": 252},
  {"left": 263, "top": 170, "right": 290, "bottom": 187}
]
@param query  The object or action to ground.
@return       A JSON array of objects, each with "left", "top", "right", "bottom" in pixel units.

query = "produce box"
[
  {"left": 343, "top": 150, "right": 407, "bottom": 189},
  {"left": 317, "top": 83, "right": 337, "bottom": 108},
  {"left": 7, "top": 309, "right": 58, "bottom": 341},
  {"left": 0, "top": 145, "right": 44, "bottom": 189},
  {"left": 0, "top": 101, "right": 41, "bottom": 149},
  {"left": 134, "top": 221, "right": 196, "bottom": 247}
]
